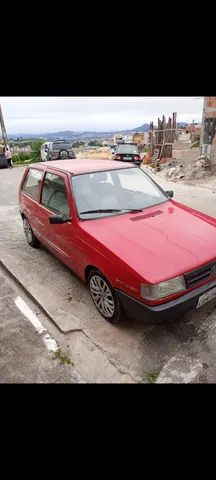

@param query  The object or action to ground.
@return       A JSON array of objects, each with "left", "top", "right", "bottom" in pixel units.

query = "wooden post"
[{"left": 0, "top": 104, "right": 8, "bottom": 147}]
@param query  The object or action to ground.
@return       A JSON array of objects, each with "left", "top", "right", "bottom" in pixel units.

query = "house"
[{"left": 132, "top": 132, "right": 149, "bottom": 146}]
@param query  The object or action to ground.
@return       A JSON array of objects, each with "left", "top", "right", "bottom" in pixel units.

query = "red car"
[{"left": 19, "top": 159, "right": 216, "bottom": 324}]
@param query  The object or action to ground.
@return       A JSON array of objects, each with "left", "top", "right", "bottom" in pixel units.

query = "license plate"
[
  {"left": 123, "top": 156, "right": 132, "bottom": 160},
  {"left": 196, "top": 286, "right": 216, "bottom": 308}
]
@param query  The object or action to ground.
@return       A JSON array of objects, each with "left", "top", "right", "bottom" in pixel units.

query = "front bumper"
[{"left": 114, "top": 278, "right": 216, "bottom": 323}]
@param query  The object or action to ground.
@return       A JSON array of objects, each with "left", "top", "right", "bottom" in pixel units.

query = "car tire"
[
  {"left": 88, "top": 269, "right": 123, "bottom": 324},
  {"left": 23, "top": 218, "right": 40, "bottom": 248},
  {"left": 58, "top": 149, "right": 69, "bottom": 159}
]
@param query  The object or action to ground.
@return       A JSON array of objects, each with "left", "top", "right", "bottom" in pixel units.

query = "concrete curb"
[{"left": 0, "top": 258, "right": 66, "bottom": 334}]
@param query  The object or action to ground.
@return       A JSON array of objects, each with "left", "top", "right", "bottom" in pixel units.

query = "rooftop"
[{"left": 35, "top": 158, "right": 136, "bottom": 175}]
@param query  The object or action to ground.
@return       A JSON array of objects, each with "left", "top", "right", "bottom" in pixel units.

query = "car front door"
[{"left": 37, "top": 170, "right": 77, "bottom": 270}]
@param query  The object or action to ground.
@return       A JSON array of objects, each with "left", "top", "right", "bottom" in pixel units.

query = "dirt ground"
[
  {"left": 77, "top": 147, "right": 112, "bottom": 160},
  {"left": 75, "top": 144, "right": 216, "bottom": 189}
]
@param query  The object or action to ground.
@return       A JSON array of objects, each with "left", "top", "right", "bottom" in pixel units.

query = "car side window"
[
  {"left": 41, "top": 172, "right": 70, "bottom": 219},
  {"left": 22, "top": 168, "right": 43, "bottom": 200}
]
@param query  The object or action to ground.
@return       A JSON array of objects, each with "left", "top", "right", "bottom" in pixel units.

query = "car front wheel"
[
  {"left": 88, "top": 270, "right": 123, "bottom": 324},
  {"left": 23, "top": 218, "right": 40, "bottom": 248}
]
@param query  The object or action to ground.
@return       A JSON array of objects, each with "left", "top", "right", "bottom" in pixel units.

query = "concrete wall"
[{"left": 200, "top": 97, "right": 216, "bottom": 166}]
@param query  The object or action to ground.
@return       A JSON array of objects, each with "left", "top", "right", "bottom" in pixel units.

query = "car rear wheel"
[
  {"left": 23, "top": 218, "right": 40, "bottom": 248},
  {"left": 88, "top": 270, "right": 123, "bottom": 324},
  {"left": 58, "top": 149, "right": 69, "bottom": 159}
]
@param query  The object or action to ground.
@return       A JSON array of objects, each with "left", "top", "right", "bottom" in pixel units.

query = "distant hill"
[
  {"left": 125, "top": 124, "right": 150, "bottom": 133},
  {"left": 177, "top": 122, "right": 188, "bottom": 127},
  {"left": 9, "top": 122, "right": 187, "bottom": 141},
  {"left": 8, "top": 124, "right": 150, "bottom": 142}
]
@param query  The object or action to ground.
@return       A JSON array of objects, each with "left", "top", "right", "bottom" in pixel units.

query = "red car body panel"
[{"left": 19, "top": 160, "right": 216, "bottom": 313}]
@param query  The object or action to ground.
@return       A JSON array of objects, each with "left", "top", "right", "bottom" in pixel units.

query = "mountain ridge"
[
  {"left": 8, "top": 123, "right": 150, "bottom": 140},
  {"left": 8, "top": 122, "right": 189, "bottom": 141}
]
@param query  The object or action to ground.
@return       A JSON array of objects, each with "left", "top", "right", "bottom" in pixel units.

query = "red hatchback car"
[{"left": 19, "top": 159, "right": 216, "bottom": 324}]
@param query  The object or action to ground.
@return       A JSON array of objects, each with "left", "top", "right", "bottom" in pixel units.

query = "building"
[
  {"left": 124, "top": 135, "right": 133, "bottom": 143},
  {"left": 185, "top": 122, "right": 202, "bottom": 142},
  {"left": 114, "top": 133, "right": 124, "bottom": 144},
  {"left": 132, "top": 132, "right": 149, "bottom": 146},
  {"left": 200, "top": 97, "right": 216, "bottom": 166}
]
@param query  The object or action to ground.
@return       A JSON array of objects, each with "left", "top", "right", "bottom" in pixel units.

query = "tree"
[
  {"left": 31, "top": 139, "right": 44, "bottom": 161},
  {"left": 72, "top": 141, "right": 85, "bottom": 148},
  {"left": 88, "top": 140, "right": 102, "bottom": 147}
]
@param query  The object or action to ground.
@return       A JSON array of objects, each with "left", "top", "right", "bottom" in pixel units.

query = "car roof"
[{"left": 32, "top": 159, "right": 137, "bottom": 175}]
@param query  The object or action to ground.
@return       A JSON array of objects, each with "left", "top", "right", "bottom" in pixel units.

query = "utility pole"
[{"left": 0, "top": 104, "right": 8, "bottom": 147}]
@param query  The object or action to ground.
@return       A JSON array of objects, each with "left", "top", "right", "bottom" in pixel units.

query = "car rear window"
[
  {"left": 52, "top": 143, "right": 72, "bottom": 151},
  {"left": 22, "top": 168, "right": 43, "bottom": 200},
  {"left": 116, "top": 144, "right": 138, "bottom": 154}
]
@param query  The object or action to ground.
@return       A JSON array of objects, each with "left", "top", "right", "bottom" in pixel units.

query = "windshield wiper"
[
  {"left": 123, "top": 208, "right": 143, "bottom": 213},
  {"left": 80, "top": 209, "right": 123, "bottom": 214},
  {"left": 80, "top": 208, "right": 144, "bottom": 215}
]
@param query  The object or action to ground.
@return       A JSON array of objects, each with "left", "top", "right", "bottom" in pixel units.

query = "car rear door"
[
  {"left": 20, "top": 167, "right": 44, "bottom": 237},
  {"left": 37, "top": 169, "right": 78, "bottom": 269}
]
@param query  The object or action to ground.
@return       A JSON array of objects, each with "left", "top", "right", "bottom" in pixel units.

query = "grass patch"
[
  {"left": 146, "top": 371, "right": 159, "bottom": 383},
  {"left": 12, "top": 151, "right": 40, "bottom": 165},
  {"left": 52, "top": 348, "right": 74, "bottom": 366},
  {"left": 191, "top": 140, "right": 200, "bottom": 148}
]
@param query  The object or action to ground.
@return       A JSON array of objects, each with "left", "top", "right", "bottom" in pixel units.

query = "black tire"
[
  {"left": 88, "top": 269, "right": 123, "bottom": 324},
  {"left": 58, "top": 149, "right": 69, "bottom": 159},
  {"left": 23, "top": 217, "right": 40, "bottom": 248}
]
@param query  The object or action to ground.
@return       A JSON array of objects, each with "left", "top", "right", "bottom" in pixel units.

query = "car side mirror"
[
  {"left": 166, "top": 190, "right": 174, "bottom": 198},
  {"left": 49, "top": 214, "right": 71, "bottom": 224}
]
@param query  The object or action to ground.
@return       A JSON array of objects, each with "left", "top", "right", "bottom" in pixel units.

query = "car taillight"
[
  {"left": 114, "top": 155, "right": 121, "bottom": 160},
  {"left": 134, "top": 155, "right": 141, "bottom": 160}
]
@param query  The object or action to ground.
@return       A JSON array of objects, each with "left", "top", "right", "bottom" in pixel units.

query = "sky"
[{"left": 0, "top": 97, "right": 204, "bottom": 134}]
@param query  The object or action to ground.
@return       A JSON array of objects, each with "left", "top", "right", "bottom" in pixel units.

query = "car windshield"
[
  {"left": 116, "top": 144, "right": 138, "bottom": 154},
  {"left": 53, "top": 143, "right": 72, "bottom": 150},
  {"left": 71, "top": 167, "right": 168, "bottom": 219}
]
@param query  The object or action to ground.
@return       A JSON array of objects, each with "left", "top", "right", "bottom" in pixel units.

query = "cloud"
[{"left": 0, "top": 97, "right": 203, "bottom": 133}]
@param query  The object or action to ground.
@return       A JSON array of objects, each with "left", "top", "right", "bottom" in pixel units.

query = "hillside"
[{"left": 8, "top": 123, "right": 150, "bottom": 141}]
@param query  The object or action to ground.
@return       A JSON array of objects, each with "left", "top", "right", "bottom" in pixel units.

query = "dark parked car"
[
  {"left": 0, "top": 144, "right": 8, "bottom": 168},
  {"left": 114, "top": 143, "right": 142, "bottom": 166},
  {"left": 41, "top": 140, "right": 76, "bottom": 162}
]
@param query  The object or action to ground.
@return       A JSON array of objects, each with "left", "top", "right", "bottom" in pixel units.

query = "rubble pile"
[{"left": 163, "top": 156, "right": 213, "bottom": 182}]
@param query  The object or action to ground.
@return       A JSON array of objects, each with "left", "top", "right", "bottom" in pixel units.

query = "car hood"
[{"left": 80, "top": 200, "right": 216, "bottom": 283}]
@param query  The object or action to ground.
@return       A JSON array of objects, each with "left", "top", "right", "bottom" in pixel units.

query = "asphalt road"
[{"left": 1, "top": 164, "right": 216, "bottom": 383}]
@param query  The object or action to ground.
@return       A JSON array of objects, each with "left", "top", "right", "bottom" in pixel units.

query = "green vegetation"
[
  {"left": 146, "top": 371, "right": 159, "bottom": 384},
  {"left": 72, "top": 141, "right": 85, "bottom": 148},
  {"left": 191, "top": 140, "right": 200, "bottom": 148},
  {"left": 52, "top": 348, "right": 74, "bottom": 366},
  {"left": 12, "top": 139, "right": 44, "bottom": 165},
  {"left": 88, "top": 140, "right": 103, "bottom": 147},
  {"left": 12, "top": 153, "right": 33, "bottom": 164}
]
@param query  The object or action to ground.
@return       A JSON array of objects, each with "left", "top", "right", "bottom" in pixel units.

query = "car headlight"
[{"left": 140, "top": 276, "right": 186, "bottom": 301}]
